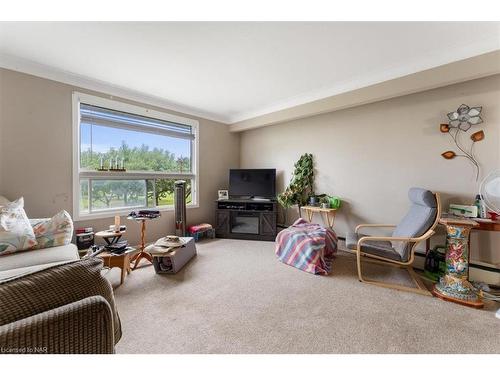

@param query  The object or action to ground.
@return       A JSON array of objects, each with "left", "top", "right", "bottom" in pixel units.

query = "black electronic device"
[
  {"left": 76, "top": 231, "right": 94, "bottom": 250},
  {"left": 229, "top": 169, "right": 276, "bottom": 199}
]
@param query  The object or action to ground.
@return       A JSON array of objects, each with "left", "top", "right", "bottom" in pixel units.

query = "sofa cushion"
[
  {"left": 0, "top": 197, "right": 38, "bottom": 256},
  {"left": 0, "top": 243, "right": 79, "bottom": 272},
  {"left": 31, "top": 210, "right": 74, "bottom": 249}
]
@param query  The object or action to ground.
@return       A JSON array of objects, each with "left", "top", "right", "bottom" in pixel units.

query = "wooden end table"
[
  {"left": 473, "top": 218, "right": 500, "bottom": 232},
  {"left": 97, "top": 247, "right": 136, "bottom": 286},
  {"left": 432, "top": 217, "right": 483, "bottom": 308},
  {"left": 300, "top": 205, "right": 337, "bottom": 229}
]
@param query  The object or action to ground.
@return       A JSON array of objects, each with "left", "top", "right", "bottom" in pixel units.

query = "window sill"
[{"left": 74, "top": 204, "right": 200, "bottom": 222}]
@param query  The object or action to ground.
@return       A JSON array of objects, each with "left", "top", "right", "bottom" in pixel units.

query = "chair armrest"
[
  {"left": 0, "top": 296, "right": 114, "bottom": 354},
  {"left": 355, "top": 224, "right": 397, "bottom": 233},
  {"left": 358, "top": 231, "right": 437, "bottom": 245},
  {"left": 0, "top": 258, "right": 121, "bottom": 345}
]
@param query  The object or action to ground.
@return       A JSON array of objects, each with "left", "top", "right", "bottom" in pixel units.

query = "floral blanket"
[{"left": 275, "top": 218, "right": 337, "bottom": 275}]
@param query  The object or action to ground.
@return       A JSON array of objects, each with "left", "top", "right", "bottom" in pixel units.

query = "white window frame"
[{"left": 72, "top": 92, "right": 199, "bottom": 221}]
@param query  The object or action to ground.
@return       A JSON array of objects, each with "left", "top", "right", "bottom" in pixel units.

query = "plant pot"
[{"left": 329, "top": 196, "right": 341, "bottom": 209}]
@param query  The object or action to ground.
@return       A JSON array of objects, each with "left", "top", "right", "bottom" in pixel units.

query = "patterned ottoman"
[{"left": 275, "top": 218, "right": 337, "bottom": 275}]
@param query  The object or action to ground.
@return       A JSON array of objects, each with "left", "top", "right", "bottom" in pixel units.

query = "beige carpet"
[{"left": 111, "top": 239, "right": 499, "bottom": 354}]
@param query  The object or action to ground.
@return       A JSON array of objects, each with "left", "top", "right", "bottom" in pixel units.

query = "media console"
[{"left": 215, "top": 199, "right": 278, "bottom": 241}]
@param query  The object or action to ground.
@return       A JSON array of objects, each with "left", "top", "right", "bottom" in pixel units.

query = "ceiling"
[{"left": 1, "top": 22, "right": 499, "bottom": 124}]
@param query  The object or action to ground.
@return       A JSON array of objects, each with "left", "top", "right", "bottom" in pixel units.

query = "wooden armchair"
[{"left": 346, "top": 188, "right": 441, "bottom": 295}]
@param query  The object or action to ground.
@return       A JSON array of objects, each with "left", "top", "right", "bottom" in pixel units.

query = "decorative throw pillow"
[
  {"left": 31, "top": 210, "right": 74, "bottom": 249},
  {"left": 0, "top": 197, "right": 38, "bottom": 256},
  {"left": 0, "top": 195, "right": 10, "bottom": 206}
]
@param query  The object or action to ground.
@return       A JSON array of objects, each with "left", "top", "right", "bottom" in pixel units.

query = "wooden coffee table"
[{"left": 97, "top": 247, "right": 136, "bottom": 286}]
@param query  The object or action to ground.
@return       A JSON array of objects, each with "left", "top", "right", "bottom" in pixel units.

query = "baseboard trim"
[
  {"left": 338, "top": 236, "right": 499, "bottom": 285},
  {"left": 414, "top": 252, "right": 500, "bottom": 274}
]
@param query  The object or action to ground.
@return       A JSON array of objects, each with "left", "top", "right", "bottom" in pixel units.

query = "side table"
[
  {"left": 97, "top": 247, "right": 136, "bottom": 286},
  {"left": 432, "top": 217, "right": 483, "bottom": 308},
  {"left": 95, "top": 230, "right": 126, "bottom": 245},
  {"left": 127, "top": 216, "right": 158, "bottom": 270},
  {"left": 300, "top": 205, "right": 337, "bottom": 229},
  {"left": 473, "top": 218, "right": 500, "bottom": 232}
]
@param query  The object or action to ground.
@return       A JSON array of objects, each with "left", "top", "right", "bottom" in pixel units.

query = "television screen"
[{"left": 229, "top": 169, "right": 276, "bottom": 199}]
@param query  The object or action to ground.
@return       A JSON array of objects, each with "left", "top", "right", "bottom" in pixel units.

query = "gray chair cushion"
[
  {"left": 391, "top": 188, "right": 437, "bottom": 261},
  {"left": 345, "top": 232, "right": 402, "bottom": 261}
]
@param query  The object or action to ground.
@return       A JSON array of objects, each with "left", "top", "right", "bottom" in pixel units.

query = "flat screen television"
[{"left": 229, "top": 169, "right": 276, "bottom": 199}]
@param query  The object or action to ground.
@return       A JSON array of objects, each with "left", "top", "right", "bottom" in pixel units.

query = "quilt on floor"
[{"left": 275, "top": 218, "right": 337, "bottom": 275}]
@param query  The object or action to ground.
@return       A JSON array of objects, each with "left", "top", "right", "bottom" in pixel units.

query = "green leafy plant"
[
  {"left": 319, "top": 195, "right": 330, "bottom": 206},
  {"left": 277, "top": 153, "right": 315, "bottom": 209}
]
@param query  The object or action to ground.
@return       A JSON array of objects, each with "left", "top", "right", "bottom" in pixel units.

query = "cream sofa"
[
  {"left": 0, "top": 196, "right": 121, "bottom": 353},
  {"left": 0, "top": 243, "right": 79, "bottom": 279}
]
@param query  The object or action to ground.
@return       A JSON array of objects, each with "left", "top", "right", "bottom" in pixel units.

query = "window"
[{"left": 73, "top": 92, "right": 198, "bottom": 220}]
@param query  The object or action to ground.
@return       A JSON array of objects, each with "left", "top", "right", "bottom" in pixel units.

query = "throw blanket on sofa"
[{"left": 275, "top": 218, "right": 338, "bottom": 275}]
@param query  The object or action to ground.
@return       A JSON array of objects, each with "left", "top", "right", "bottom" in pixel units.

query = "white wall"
[
  {"left": 0, "top": 68, "right": 240, "bottom": 246},
  {"left": 1, "top": 67, "right": 499, "bottom": 265},
  {"left": 240, "top": 75, "right": 500, "bottom": 264}
]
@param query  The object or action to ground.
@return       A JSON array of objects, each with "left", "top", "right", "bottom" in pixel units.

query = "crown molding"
[
  {"left": 228, "top": 38, "right": 500, "bottom": 125},
  {"left": 2, "top": 41, "right": 499, "bottom": 130},
  {"left": 230, "top": 49, "right": 500, "bottom": 132},
  {"left": 0, "top": 53, "right": 231, "bottom": 124}
]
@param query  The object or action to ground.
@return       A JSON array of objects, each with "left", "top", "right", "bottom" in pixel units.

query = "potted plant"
[
  {"left": 277, "top": 153, "right": 314, "bottom": 223},
  {"left": 319, "top": 195, "right": 330, "bottom": 209}
]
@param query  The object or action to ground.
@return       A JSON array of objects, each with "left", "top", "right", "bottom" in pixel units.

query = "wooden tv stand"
[{"left": 214, "top": 199, "right": 277, "bottom": 241}]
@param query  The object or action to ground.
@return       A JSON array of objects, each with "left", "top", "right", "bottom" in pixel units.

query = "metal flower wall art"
[{"left": 440, "top": 104, "right": 484, "bottom": 181}]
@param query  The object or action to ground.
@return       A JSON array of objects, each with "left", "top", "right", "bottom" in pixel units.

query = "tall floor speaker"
[{"left": 174, "top": 180, "right": 187, "bottom": 236}]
